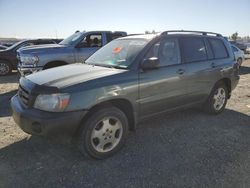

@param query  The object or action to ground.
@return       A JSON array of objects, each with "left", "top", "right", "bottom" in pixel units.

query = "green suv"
[{"left": 11, "top": 30, "right": 240, "bottom": 159}]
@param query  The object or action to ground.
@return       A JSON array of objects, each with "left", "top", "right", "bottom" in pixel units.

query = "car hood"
[
  {"left": 26, "top": 63, "right": 127, "bottom": 88},
  {"left": 18, "top": 44, "right": 65, "bottom": 54}
]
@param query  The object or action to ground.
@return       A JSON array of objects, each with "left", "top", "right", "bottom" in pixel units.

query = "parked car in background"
[
  {"left": 245, "top": 43, "right": 250, "bottom": 54},
  {"left": 0, "top": 39, "right": 62, "bottom": 76},
  {"left": 229, "top": 41, "right": 247, "bottom": 53},
  {"left": 0, "top": 45, "right": 7, "bottom": 50},
  {"left": 11, "top": 30, "right": 239, "bottom": 159},
  {"left": 17, "top": 31, "right": 127, "bottom": 76},
  {"left": 231, "top": 44, "right": 245, "bottom": 66}
]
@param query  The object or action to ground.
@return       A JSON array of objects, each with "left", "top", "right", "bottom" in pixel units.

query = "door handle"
[{"left": 177, "top": 69, "right": 185, "bottom": 75}]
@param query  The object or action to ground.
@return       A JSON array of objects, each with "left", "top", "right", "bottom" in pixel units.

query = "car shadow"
[
  {"left": 0, "top": 90, "right": 17, "bottom": 117},
  {"left": 0, "top": 109, "right": 250, "bottom": 187},
  {"left": 239, "top": 65, "right": 250, "bottom": 75}
]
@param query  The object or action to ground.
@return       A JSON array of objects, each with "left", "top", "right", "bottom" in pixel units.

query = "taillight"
[{"left": 233, "top": 61, "right": 240, "bottom": 75}]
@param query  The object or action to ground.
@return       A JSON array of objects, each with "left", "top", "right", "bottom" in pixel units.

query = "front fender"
[{"left": 66, "top": 84, "right": 138, "bottom": 112}]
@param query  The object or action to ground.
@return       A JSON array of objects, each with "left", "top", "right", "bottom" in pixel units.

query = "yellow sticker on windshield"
[{"left": 113, "top": 47, "right": 122, "bottom": 53}]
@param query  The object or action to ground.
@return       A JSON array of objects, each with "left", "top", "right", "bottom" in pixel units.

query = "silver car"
[{"left": 231, "top": 44, "right": 245, "bottom": 66}]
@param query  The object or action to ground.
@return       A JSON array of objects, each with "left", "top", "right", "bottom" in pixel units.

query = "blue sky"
[{"left": 0, "top": 0, "right": 249, "bottom": 38}]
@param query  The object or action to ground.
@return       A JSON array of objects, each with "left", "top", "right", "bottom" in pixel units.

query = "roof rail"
[{"left": 162, "top": 30, "right": 222, "bottom": 37}]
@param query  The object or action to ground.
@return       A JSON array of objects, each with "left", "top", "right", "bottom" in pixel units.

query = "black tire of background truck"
[{"left": 0, "top": 60, "right": 12, "bottom": 76}]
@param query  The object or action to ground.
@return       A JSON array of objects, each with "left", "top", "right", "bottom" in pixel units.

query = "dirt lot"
[{"left": 0, "top": 59, "right": 250, "bottom": 188}]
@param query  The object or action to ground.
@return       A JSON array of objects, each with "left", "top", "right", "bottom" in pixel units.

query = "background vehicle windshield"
[
  {"left": 85, "top": 39, "right": 148, "bottom": 68},
  {"left": 6, "top": 40, "right": 25, "bottom": 50},
  {"left": 59, "top": 32, "right": 82, "bottom": 46}
]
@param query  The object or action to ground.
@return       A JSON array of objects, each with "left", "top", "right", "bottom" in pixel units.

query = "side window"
[
  {"left": 158, "top": 38, "right": 180, "bottom": 66},
  {"left": 89, "top": 34, "right": 102, "bottom": 47},
  {"left": 204, "top": 39, "right": 214, "bottom": 60},
  {"left": 181, "top": 37, "right": 207, "bottom": 63},
  {"left": 79, "top": 34, "right": 102, "bottom": 48},
  {"left": 208, "top": 38, "right": 228, "bottom": 59},
  {"left": 145, "top": 38, "right": 180, "bottom": 66}
]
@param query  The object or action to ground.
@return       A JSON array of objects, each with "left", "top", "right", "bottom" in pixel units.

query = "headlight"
[
  {"left": 20, "top": 54, "right": 39, "bottom": 66},
  {"left": 34, "top": 93, "right": 70, "bottom": 112}
]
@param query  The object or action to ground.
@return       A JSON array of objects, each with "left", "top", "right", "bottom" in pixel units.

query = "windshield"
[
  {"left": 6, "top": 40, "right": 26, "bottom": 50},
  {"left": 85, "top": 39, "right": 148, "bottom": 69},
  {"left": 59, "top": 32, "right": 82, "bottom": 46}
]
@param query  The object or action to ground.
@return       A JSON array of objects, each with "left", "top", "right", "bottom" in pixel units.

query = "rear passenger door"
[
  {"left": 180, "top": 36, "right": 216, "bottom": 103},
  {"left": 208, "top": 37, "right": 230, "bottom": 72},
  {"left": 139, "top": 37, "right": 189, "bottom": 117}
]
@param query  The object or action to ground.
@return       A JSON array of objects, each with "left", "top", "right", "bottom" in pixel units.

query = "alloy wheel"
[
  {"left": 213, "top": 87, "right": 226, "bottom": 111},
  {"left": 90, "top": 116, "right": 123, "bottom": 153}
]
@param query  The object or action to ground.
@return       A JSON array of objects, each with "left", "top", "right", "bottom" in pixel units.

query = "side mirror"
[
  {"left": 141, "top": 57, "right": 159, "bottom": 70},
  {"left": 76, "top": 41, "right": 88, "bottom": 48}
]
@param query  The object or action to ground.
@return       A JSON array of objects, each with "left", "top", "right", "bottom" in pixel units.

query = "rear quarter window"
[{"left": 208, "top": 38, "right": 228, "bottom": 59}]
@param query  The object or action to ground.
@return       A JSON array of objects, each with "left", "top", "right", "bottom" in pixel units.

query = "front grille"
[{"left": 18, "top": 85, "right": 30, "bottom": 107}]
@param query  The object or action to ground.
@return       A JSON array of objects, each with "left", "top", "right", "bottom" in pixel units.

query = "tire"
[
  {"left": 204, "top": 82, "right": 228, "bottom": 115},
  {"left": 78, "top": 106, "right": 128, "bottom": 159},
  {"left": 0, "top": 61, "right": 12, "bottom": 76}
]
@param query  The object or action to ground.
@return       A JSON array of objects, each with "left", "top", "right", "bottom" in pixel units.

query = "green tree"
[
  {"left": 145, "top": 30, "right": 157, "bottom": 34},
  {"left": 231, "top": 32, "right": 238, "bottom": 41}
]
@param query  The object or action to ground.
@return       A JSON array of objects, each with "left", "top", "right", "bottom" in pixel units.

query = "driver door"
[
  {"left": 138, "top": 37, "right": 189, "bottom": 118},
  {"left": 75, "top": 33, "right": 103, "bottom": 62}
]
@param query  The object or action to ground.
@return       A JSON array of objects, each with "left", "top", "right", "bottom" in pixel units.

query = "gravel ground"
[{"left": 0, "top": 59, "right": 250, "bottom": 188}]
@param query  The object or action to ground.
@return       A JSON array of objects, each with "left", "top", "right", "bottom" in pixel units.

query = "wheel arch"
[
  {"left": 215, "top": 78, "right": 231, "bottom": 98},
  {"left": 75, "top": 98, "right": 136, "bottom": 137},
  {"left": 0, "top": 59, "right": 12, "bottom": 66},
  {"left": 43, "top": 61, "right": 68, "bottom": 70}
]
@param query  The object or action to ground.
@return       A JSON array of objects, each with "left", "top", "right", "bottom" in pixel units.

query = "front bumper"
[
  {"left": 11, "top": 95, "right": 87, "bottom": 137},
  {"left": 18, "top": 65, "right": 43, "bottom": 76}
]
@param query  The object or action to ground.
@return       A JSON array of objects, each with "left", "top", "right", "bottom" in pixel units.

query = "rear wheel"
[
  {"left": 0, "top": 61, "right": 12, "bottom": 76},
  {"left": 204, "top": 82, "right": 228, "bottom": 114},
  {"left": 78, "top": 106, "right": 128, "bottom": 159}
]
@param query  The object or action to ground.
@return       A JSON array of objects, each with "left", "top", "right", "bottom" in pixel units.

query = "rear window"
[
  {"left": 107, "top": 33, "right": 125, "bottom": 42},
  {"left": 181, "top": 37, "right": 207, "bottom": 63},
  {"left": 208, "top": 38, "right": 228, "bottom": 59}
]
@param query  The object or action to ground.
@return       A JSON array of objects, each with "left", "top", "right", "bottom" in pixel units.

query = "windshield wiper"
[
  {"left": 85, "top": 63, "right": 127, "bottom": 69},
  {"left": 108, "top": 64, "right": 127, "bottom": 69}
]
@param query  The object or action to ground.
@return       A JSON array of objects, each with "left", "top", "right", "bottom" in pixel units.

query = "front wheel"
[
  {"left": 0, "top": 61, "right": 12, "bottom": 76},
  {"left": 204, "top": 83, "right": 228, "bottom": 114},
  {"left": 78, "top": 106, "right": 128, "bottom": 159}
]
